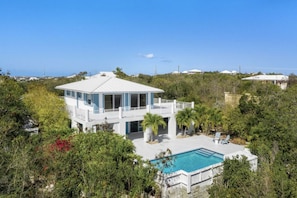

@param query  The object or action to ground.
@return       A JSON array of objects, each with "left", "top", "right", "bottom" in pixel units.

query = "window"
[
  {"left": 130, "top": 121, "right": 140, "bottom": 133},
  {"left": 114, "top": 94, "right": 122, "bottom": 109},
  {"left": 104, "top": 94, "right": 122, "bottom": 110},
  {"left": 77, "top": 92, "right": 82, "bottom": 99},
  {"left": 140, "top": 94, "right": 146, "bottom": 107},
  {"left": 131, "top": 94, "right": 138, "bottom": 108},
  {"left": 86, "top": 94, "right": 92, "bottom": 105},
  {"left": 104, "top": 95, "right": 113, "bottom": 110},
  {"left": 66, "top": 90, "right": 71, "bottom": 96}
]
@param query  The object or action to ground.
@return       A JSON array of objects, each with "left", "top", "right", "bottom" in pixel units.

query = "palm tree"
[
  {"left": 193, "top": 104, "right": 208, "bottom": 133},
  {"left": 141, "top": 113, "right": 166, "bottom": 142},
  {"left": 208, "top": 108, "right": 223, "bottom": 132},
  {"left": 175, "top": 108, "right": 196, "bottom": 136}
]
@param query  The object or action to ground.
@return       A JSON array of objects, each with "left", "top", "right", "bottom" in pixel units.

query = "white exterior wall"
[
  {"left": 64, "top": 97, "right": 77, "bottom": 107},
  {"left": 64, "top": 91, "right": 193, "bottom": 139}
]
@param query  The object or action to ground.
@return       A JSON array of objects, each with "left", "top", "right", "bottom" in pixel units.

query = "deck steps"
[{"left": 195, "top": 148, "right": 215, "bottom": 157}]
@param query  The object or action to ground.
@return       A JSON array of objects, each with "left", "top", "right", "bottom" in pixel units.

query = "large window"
[
  {"left": 131, "top": 94, "right": 138, "bottom": 108},
  {"left": 77, "top": 92, "right": 82, "bottom": 99},
  {"left": 114, "top": 95, "right": 122, "bottom": 109},
  {"left": 104, "top": 94, "right": 122, "bottom": 110},
  {"left": 131, "top": 94, "right": 147, "bottom": 108},
  {"left": 140, "top": 94, "right": 147, "bottom": 107},
  {"left": 104, "top": 95, "right": 113, "bottom": 110},
  {"left": 130, "top": 121, "right": 142, "bottom": 133},
  {"left": 86, "top": 94, "right": 92, "bottom": 105}
]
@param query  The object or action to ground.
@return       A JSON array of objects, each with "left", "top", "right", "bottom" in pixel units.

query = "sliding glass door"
[{"left": 104, "top": 94, "right": 122, "bottom": 110}]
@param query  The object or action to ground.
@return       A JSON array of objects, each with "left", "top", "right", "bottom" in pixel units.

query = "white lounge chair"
[
  {"left": 221, "top": 135, "right": 230, "bottom": 144},
  {"left": 213, "top": 132, "right": 221, "bottom": 144}
]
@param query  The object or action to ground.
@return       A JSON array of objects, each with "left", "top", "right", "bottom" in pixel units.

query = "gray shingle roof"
[{"left": 55, "top": 76, "right": 164, "bottom": 94}]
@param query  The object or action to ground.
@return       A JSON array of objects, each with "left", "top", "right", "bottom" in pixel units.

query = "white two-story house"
[{"left": 56, "top": 75, "right": 193, "bottom": 141}]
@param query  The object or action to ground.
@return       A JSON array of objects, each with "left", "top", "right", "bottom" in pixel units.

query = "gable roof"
[
  {"left": 55, "top": 76, "right": 164, "bottom": 94},
  {"left": 242, "top": 75, "right": 288, "bottom": 81}
]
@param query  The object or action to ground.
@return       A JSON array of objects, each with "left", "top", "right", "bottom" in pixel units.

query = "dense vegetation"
[
  {"left": 1, "top": 68, "right": 297, "bottom": 197},
  {"left": 0, "top": 73, "right": 158, "bottom": 197},
  {"left": 119, "top": 69, "right": 297, "bottom": 197}
]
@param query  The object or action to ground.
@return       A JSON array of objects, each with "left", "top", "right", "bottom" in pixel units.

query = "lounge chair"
[
  {"left": 213, "top": 132, "right": 221, "bottom": 144},
  {"left": 221, "top": 135, "right": 230, "bottom": 144}
]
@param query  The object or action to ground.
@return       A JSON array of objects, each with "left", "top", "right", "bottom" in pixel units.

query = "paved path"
[{"left": 131, "top": 133, "right": 246, "bottom": 160}]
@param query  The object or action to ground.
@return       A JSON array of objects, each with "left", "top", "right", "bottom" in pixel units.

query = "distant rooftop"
[{"left": 242, "top": 74, "right": 289, "bottom": 81}]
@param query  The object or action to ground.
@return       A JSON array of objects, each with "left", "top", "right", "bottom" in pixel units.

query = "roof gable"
[{"left": 55, "top": 77, "right": 164, "bottom": 94}]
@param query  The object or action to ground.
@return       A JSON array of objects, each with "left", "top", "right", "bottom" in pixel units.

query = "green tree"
[
  {"left": 175, "top": 108, "right": 196, "bottom": 135},
  {"left": 193, "top": 104, "right": 208, "bottom": 133},
  {"left": 23, "top": 86, "right": 70, "bottom": 140},
  {"left": 208, "top": 108, "right": 223, "bottom": 132},
  {"left": 113, "top": 67, "right": 128, "bottom": 79},
  {"left": 0, "top": 75, "right": 28, "bottom": 142},
  {"left": 208, "top": 156, "right": 256, "bottom": 198},
  {"left": 53, "top": 132, "right": 158, "bottom": 197},
  {"left": 141, "top": 113, "right": 166, "bottom": 142}
]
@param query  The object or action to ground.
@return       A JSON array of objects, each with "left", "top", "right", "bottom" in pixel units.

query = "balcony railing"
[{"left": 67, "top": 98, "right": 194, "bottom": 123}]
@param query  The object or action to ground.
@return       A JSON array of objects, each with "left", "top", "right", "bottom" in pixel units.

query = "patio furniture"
[
  {"left": 213, "top": 132, "right": 221, "bottom": 144},
  {"left": 221, "top": 135, "right": 230, "bottom": 144}
]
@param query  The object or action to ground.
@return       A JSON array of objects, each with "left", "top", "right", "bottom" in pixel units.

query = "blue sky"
[{"left": 1, "top": 0, "right": 297, "bottom": 76}]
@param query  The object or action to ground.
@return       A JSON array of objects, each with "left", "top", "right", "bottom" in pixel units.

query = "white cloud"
[{"left": 144, "top": 53, "right": 154, "bottom": 59}]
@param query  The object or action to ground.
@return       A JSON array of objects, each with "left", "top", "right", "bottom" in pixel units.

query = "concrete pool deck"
[{"left": 130, "top": 133, "right": 247, "bottom": 160}]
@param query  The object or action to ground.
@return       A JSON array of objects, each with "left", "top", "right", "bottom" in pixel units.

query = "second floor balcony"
[{"left": 67, "top": 98, "right": 194, "bottom": 123}]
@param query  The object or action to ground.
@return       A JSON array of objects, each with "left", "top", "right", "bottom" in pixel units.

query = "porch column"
[
  {"left": 118, "top": 120, "right": 126, "bottom": 137},
  {"left": 119, "top": 107, "right": 123, "bottom": 118},
  {"left": 146, "top": 105, "right": 151, "bottom": 113},
  {"left": 191, "top": 101, "right": 195, "bottom": 108},
  {"left": 168, "top": 115, "right": 177, "bottom": 139},
  {"left": 173, "top": 100, "right": 177, "bottom": 113},
  {"left": 158, "top": 97, "right": 161, "bottom": 106}
]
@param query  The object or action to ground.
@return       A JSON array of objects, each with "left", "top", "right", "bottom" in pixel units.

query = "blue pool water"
[{"left": 151, "top": 148, "right": 224, "bottom": 174}]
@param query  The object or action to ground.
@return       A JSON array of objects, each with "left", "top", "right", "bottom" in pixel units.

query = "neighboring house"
[
  {"left": 56, "top": 75, "right": 193, "bottom": 140},
  {"left": 220, "top": 70, "right": 237, "bottom": 74},
  {"left": 188, "top": 69, "right": 202, "bottom": 74},
  {"left": 242, "top": 74, "right": 289, "bottom": 90}
]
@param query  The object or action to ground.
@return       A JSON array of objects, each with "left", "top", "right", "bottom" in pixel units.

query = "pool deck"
[{"left": 130, "top": 133, "right": 246, "bottom": 160}]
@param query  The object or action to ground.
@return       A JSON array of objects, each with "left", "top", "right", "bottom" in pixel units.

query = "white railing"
[
  {"left": 163, "top": 163, "right": 223, "bottom": 194},
  {"left": 154, "top": 98, "right": 193, "bottom": 110},
  {"left": 67, "top": 98, "right": 194, "bottom": 123},
  {"left": 161, "top": 150, "right": 257, "bottom": 194}
]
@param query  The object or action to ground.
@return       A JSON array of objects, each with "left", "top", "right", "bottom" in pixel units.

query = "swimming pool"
[{"left": 151, "top": 148, "right": 224, "bottom": 174}]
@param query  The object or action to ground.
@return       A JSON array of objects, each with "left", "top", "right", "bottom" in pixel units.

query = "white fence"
[
  {"left": 160, "top": 149, "right": 258, "bottom": 194},
  {"left": 163, "top": 163, "right": 223, "bottom": 193}
]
